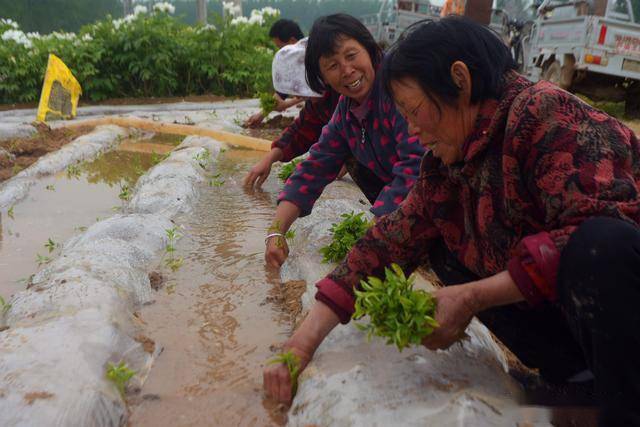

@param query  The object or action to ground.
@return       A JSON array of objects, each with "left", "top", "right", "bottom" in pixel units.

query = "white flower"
[
  {"left": 26, "top": 32, "right": 41, "bottom": 39},
  {"left": 1, "top": 29, "right": 32, "bottom": 48},
  {"left": 124, "top": 14, "right": 137, "bottom": 24},
  {"left": 230, "top": 16, "right": 249, "bottom": 26},
  {"left": 82, "top": 33, "right": 93, "bottom": 41},
  {"left": 153, "top": 2, "right": 175, "bottom": 14},
  {"left": 112, "top": 18, "right": 123, "bottom": 29},
  {"left": 196, "top": 23, "right": 217, "bottom": 33},
  {"left": 1, "top": 18, "right": 19, "bottom": 29},
  {"left": 133, "top": 5, "right": 148, "bottom": 16},
  {"left": 260, "top": 7, "right": 279, "bottom": 17},
  {"left": 223, "top": 2, "right": 242, "bottom": 17},
  {"left": 248, "top": 10, "right": 264, "bottom": 25}
]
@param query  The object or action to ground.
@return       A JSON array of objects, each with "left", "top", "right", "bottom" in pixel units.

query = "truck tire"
[
  {"left": 542, "top": 60, "right": 574, "bottom": 90},
  {"left": 625, "top": 81, "right": 640, "bottom": 118}
]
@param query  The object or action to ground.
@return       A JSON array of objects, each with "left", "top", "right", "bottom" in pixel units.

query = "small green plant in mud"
[
  {"left": 285, "top": 229, "right": 295, "bottom": 241},
  {"left": 319, "top": 212, "right": 373, "bottom": 263},
  {"left": 45, "top": 185, "right": 55, "bottom": 191},
  {"left": 193, "top": 148, "right": 211, "bottom": 169},
  {"left": 66, "top": 164, "right": 81, "bottom": 179},
  {"left": 75, "top": 226, "right": 88, "bottom": 233},
  {"left": 208, "top": 173, "right": 225, "bottom": 187},
  {"left": 353, "top": 263, "right": 438, "bottom": 352},
  {"left": 7, "top": 206, "right": 14, "bottom": 220},
  {"left": 44, "top": 238, "right": 58, "bottom": 253},
  {"left": 165, "top": 256, "right": 184, "bottom": 272},
  {"left": 164, "top": 227, "right": 184, "bottom": 272},
  {"left": 277, "top": 157, "right": 302, "bottom": 183},
  {"left": 106, "top": 361, "right": 136, "bottom": 398},
  {"left": 268, "top": 350, "right": 302, "bottom": 397},
  {"left": 35, "top": 254, "right": 52, "bottom": 266},
  {"left": 150, "top": 151, "right": 170, "bottom": 167},
  {"left": 11, "top": 164, "right": 23, "bottom": 175},
  {"left": 258, "top": 92, "right": 277, "bottom": 116},
  {"left": 0, "top": 295, "right": 12, "bottom": 315},
  {"left": 118, "top": 183, "right": 132, "bottom": 202}
]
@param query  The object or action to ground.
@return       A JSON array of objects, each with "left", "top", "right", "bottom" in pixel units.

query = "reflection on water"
[
  {"left": 129, "top": 149, "right": 292, "bottom": 427},
  {"left": 0, "top": 139, "right": 179, "bottom": 299}
]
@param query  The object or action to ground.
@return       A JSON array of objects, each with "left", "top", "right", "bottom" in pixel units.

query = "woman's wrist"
[
  {"left": 287, "top": 301, "right": 340, "bottom": 357},
  {"left": 465, "top": 271, "right": 524, "bottom": 313},
  {"left": 269, "top": 148, "right": 284, "bottom": 163}
]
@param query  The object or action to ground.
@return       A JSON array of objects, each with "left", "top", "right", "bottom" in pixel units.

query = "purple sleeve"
[
  {"left": 277, "top": 106, "right": 351, "bottom": 217},
  {"left": 370, "top": 115, "right": 424, "bottom": 216}
]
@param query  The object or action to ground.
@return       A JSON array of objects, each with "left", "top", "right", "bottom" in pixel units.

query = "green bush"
[{"left": 0, "top": 9, "right": 277, "bottom": 103}]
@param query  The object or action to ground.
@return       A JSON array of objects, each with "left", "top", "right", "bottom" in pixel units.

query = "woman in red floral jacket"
[{"left": 264, "top": 17, "right": 640, "bottom": 425}]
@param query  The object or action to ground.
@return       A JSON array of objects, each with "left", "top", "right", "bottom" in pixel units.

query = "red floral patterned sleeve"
[
  {"left": 271, "top": 91, "right": 339, "bottom": 162},
  {"left": 315, "top": 170, "right": 442, "bottom": 323},
  {"left": 505, "top": 86, "right": 640, "bottom": 305}
]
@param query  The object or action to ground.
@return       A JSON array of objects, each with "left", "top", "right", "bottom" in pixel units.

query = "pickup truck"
[{"left": 524, "top": 0, "right": 640, "bottom": 115}]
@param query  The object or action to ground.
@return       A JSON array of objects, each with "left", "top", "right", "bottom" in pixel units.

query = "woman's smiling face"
[{"left": 318, "top": 36, "right": 375, "bottom": 105}]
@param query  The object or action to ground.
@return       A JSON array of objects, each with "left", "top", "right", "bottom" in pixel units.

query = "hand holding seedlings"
[{"left": 353, "top": 264, "right": 438, "bottom": 351}]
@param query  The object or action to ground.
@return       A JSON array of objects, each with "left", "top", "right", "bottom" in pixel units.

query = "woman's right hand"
[
  {"left": 265, "top": 235, "right": 289, "bottom": 267},
  {"left": 263, "top": 339, "right": 313, "bottom": 404},
  {"left": 244, "top": 148, "right": 283, "bottom": 189},
  {"left": 263, "top": 302, "right": 341, "bottom": 404}
]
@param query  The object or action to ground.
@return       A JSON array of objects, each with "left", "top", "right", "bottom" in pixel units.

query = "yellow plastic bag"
[{"left": 36, "top": 54, "right": 82, "bottom": 123}]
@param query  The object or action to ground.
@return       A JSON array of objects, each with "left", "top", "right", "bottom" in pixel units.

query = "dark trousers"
[
  {"left": 430, "top": 217, "right": 640, "bottom": 426},
  {"left": 343, "top": 156, "right": 386, "bottom": 205}
]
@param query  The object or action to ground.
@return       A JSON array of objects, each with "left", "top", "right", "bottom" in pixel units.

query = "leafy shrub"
[
  {"left": 353, "top": 263, "right": 438, "bottom": 351},
  {"left": 319, "top": 211, "right": 373, "bottom": 263},
  {"left": 277, "top": 156, "right": 302, "bottom": 182},
  {"left": 0, "top": 8, "right": 278, "bottom": 103}
]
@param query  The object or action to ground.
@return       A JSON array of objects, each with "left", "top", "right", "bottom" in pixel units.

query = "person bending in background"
[
  {"left": 264, "top": 17, "right": 640, "bottom": 426},
  {"left": 263, "top": 14, "right": 425, "bottom": 268},
  {"left": 244, "top": 19, "right": 306, "bottom": 128},
  {"left": 244, "top": 37, "right": 341, "bottom": 189}
]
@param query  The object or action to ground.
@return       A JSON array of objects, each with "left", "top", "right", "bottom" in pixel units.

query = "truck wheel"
[
  {"left": 542, "top": 60, "right": 574, "bottom": 90},
  {"left": 625, "top": 81, "right": 640, "bottom": 118}
]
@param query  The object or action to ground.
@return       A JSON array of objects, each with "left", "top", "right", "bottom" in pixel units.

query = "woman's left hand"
[{"left": 422, "top": 284, "right": 479, "bottom": 350}]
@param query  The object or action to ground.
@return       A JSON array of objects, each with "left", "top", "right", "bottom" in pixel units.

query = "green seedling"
[
  {"left": 75, "top": 226, "right": 88, "bottom": 233},
  {"left": 219, "top": 148, "right": 227, "bottom": 154},
  {"left": 7, "top": 206, "right": 14, "bottom": 220},
  {"left": 118, "top": 183, "right": 131, "bottom": 202},
  {"left": 267, "top": 350, "right": 301, "bottom": 397},
  {"left": 66, "top": 164, "right": 81, "bottom": 179},
  {"left": 193, "top": 148, "right": 211, "bottom": 169},
  {"left": 319, "top": 212, "right": 373, "bottom": 263},
  {"left": 45, "top": 184, "right": 55, "bottom": 191},
  {"left": 11, "top": 164, "right": 23, "bottom": 175},
  {"left": 285, "top": 229, "right": 295, "bottom": 241},
  {"left": 209, "top": 177, "right": 225, "bottom": 187},
  {"left": 150, "top": 151, "right": 170, "bottom": 166},
  {"left": 164, "top": 256, "right": 184, "bottom": 272},
  {"left": 258, "top": 91, "right": 277, "bottom": 116},
  {"left": 353, "top": 263, "right": 438, "bottom": 352},
  {"left": 35, "top": 253, "right": 52, "bottom": 266},
  {"left": 105, "top": 361, "right": 136, "bottom": 398},
  {"left": 277, "top": 157, "right": 302, "bottom": 183},
  {"left": 0, "top": 295, "right": 11, "bottom": 315},
  {"left": 44, "top": 238, "right": 58, "bottom": 253}
]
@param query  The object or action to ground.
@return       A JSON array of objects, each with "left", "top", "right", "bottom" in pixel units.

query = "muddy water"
[
  {"left": 128, "top": 149, "right": 292, "bottom": 427},
  {"left": 0, "top": 141, "right": 176, "bottom": 299}
]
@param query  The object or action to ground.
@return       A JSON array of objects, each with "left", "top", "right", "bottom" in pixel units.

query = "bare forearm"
[
  {"left": 267, "top": 147, "right": 284, "bottom": 163},
  {"left": 467, "top": 271, "right": 525, "bottom": 312},
  {"left": 287, "top": 301, "right": 340, "bottom": 354},
  {"left": 270, "top": 201, "right": 301, "bottom": 233}
]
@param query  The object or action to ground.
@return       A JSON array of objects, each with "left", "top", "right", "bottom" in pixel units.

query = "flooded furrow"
[
  {"left": 0, "top": 145, "right": 174, "bottom": 299},
  {"left": 129, "top": 149, "right": 292, "bottom": 426}
]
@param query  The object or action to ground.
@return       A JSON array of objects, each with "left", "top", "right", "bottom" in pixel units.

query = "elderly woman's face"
[
  {"left": 391, "top": 77, "right": 474, "bottom": 166},
  {"left": 318, "top": 37, "right": 375, "bottom": 105}
]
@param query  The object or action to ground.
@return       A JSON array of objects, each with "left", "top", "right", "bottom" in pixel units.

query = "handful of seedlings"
[
  {"left": 353, "top": 263, "right": 438, "bottom": 352},
  {"left": 268, "top": 350, "right": 301, "bottom": 397},
  {"left": 277, "top": 157, "right": 302, "bottom": 182},
  {"left": 320, "top": 211, "right": 373, "bottom": 263},
  {"left": 259, "top": 92, "right": 278, "bottom": 116}
]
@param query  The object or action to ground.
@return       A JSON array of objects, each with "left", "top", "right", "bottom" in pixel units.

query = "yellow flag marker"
[{"left": 36, "top": 53, "right": 82, "bottom": 123}]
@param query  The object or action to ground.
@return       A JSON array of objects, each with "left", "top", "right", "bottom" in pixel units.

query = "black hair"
[
  {"left": 305, "top": 14, "right": 383, "bottom": 94},
  {"left": 382, "top": 16, "right": 516, "bottom": 108},
  {"left": 268, "top": 19, "right": 304, "bottom": 42}
]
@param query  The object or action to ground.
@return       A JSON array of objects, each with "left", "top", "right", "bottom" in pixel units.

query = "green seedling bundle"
[
  {"left": 268, "top": 350, "right": 301, "bottom": 398},
  {"left": 353, "top": 263, "right": 438, "bottom": 352},
  {"left": 277, "top": 157, "right": 303, "bottom": 183},
  {"left": 319, "top": 212, "right": 373, "bottom": 263}
]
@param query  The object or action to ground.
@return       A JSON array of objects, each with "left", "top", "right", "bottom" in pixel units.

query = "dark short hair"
[
  {"left": 268, "top": 19, "right": 304, "bottom": 42},
  {"left": 383, "top": 16, "right": 516, "bottom": 107},
  {"left": 305, "top": 14, "right": 383, "bottom": 94}
]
